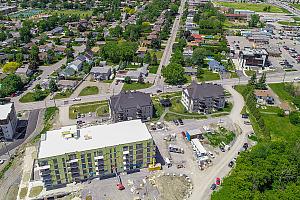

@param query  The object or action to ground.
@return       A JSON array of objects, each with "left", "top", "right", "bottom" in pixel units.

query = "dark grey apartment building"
[
  {"left": 181, "top": 82, "right": 225, "bottom": 114},
  {"left": 109, "top": 91, "right": 153, "bottom": 122}
]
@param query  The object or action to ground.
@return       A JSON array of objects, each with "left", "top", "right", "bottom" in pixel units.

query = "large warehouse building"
[{"left": 37, "top": 120, "right": 156, "bottom": 189}]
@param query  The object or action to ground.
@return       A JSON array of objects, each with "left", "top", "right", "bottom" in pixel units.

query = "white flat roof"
[
  {"left": 191, "top": 138, "right": 207, "bottom": 154},
  {"left": 38, "top": 120, "right": 152, "bottom": 159},
  {"left": 0, "top": 103, "right": 13, "bottom": 120}
]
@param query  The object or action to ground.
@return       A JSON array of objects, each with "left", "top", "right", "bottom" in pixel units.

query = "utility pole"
[{"left": 283, "top": 72, "right": 286, "bottom": 83}]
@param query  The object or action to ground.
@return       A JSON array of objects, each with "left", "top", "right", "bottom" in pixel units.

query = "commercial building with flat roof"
[
  {"left": 0, "top": 102, "right": 17, "bottom": 140},
  {"left": 37, "top": 120, "right": 156, "bottom": 188}
]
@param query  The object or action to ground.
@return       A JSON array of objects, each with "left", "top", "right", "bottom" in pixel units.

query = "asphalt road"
[
  {"left": 154, "top": 0, "right": 186, "bottom": 86},
  {"left": 0, "top": 109, "right": 40, "bottom": 156}
]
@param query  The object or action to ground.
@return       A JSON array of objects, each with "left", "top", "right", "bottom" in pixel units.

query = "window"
[
  {"left": 136, "top": 154, "right": 143, "bottom": 160},
  {"left": 123, "top": 146, "right": 128, "bottom": 151},
  {"left": 136, "top": 149, "right": 143, "bottom": 155},
  {"left": 39, "top": 160, "right": 48, "bottom": 166},
  {"left": 136, "top": 143, "right": 143, "bottom": 149}
]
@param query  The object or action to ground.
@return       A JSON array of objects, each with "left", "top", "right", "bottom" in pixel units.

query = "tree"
[
  {"left": 124, "top": 76, "right": 132, "bottom": 84},
  {"left": 249, "top": 73, "right": 257, "bottom": 85},
  {"left": 249, "top": 14, "right": 261, "bottom": 27},
  {"left": 0, "top": 31, "right": 6, "bottom": 41},
  {"left": 0, "top": 74, "right": 23, "bottom": 98},
  {"left": 144, "top": 52, "right": 152, "bottom": 64},
  {"left": 49, "top": 79, "right": 58, "bottom": 93},
  {"left": 162, "top": 62, "right": 187, "bottom": 85},
  {"left": 2, "top": 62, "right": 21, "bottom": 73},
  {"left": 29, "top": 45, "right": 40, "bottom": 69},
  {"left": 16, "top": 53, "right": 23, "bottom": 63},
  {"left": 47, "top": 49, "right": 55, "bottom": 64},
  {"left": 197, "top": 67, "right": 204, "bottom": 79},
  {"left": 152, "top": 53, "right": 158, "bottom": 65},
  {"left": 151, "top": 38, "right": 161, "bottom": 49},
  {"left": 192, "top": 48, "right": 206, "bottom": 66},
  {"left": 256, "top": 72, "right": 267, "bottom": 90},
  {"left": 83, "top": 62, "right": 92, "bottom": 74},
  {"left": 289, "top": 111, "right": 300, "bottom": 126}
]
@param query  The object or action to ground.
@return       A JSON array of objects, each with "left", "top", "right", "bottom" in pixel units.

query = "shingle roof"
[
  {"left": 185, "top": 82, "right": 224, "bottom": 100},
  {"left": 110, "top": 91, "right": 152, "bottom": 112}
]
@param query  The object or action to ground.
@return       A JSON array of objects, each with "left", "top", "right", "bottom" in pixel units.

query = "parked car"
[
  {"left": 210, "top": 183, "right": 217, "bottom": 190},
  {"left": 228, "top": 161, "right": 234, "bottom": 168},
  {"left": 244, "top": 121, "right": 251, "bottom": 125},
  {"left": 241, "top": 113, "right": 249, "bottom": 119},
  {"left": 0, "top": 159, "right": 5, "bottom": 164},
  {"left": 208, "top": 151, "right": 215, "bottom": 159},
  {"left": 178, "top": 118, "right": 184, "bottom": 125},
  {"left": 243, "top": 142, "right": 249, "bottom": 150},
  {"left": 173, "top": 119, "right": 179, "bottom": 126},
  {"left": 220, "top": 146, "right": 225, "bottom": 152},
  {"left": 216, "top": 177, "right": 221, "bottom": 185},
  {"left": 73, "top": 97, "right": 81, "bottom": 101}
]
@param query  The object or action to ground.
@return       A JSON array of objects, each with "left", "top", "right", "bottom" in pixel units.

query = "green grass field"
[
  {"left": 54, "top": 90, "right": 73, "bottom": 99},
  {"left": 290, "top": 4, "right": 300, "bottom": 10},
  {"left": 216, "top": 2, "right": 288, "bottom": 13},
  {"left": 149, "top": 65, "right": 159, "bottom": 74},
  {"left": 122, "top": 82, "right": 152, "bottom": 91},
  {"left": 79, "top": 86, "right": 99, "bottom": 96},
  {"left": 197, "top": 70, "right": 220, "bottom": 82},
  {"left": 268, "top": 83, "right": 294, "bottom": 102},
  {"left": 19, "top": 90, "right": 49, "bottom": 103},
  {"left": 278, "top": 21, "right": 300, "bottom": 26},
  {"left": 205, "top": 127, "right": 235, "bottom": 147},
  {"left": 69, "top": 101, "right": 109, "bottom": 119}
]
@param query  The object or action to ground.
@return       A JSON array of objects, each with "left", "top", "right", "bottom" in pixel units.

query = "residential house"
[
  {"left": 254, "top": 89, "right": 274, "bottom": 104},
  {"left": 49, "top": 27, "right": 64, "bottom": 35},
  {"left": 184, "top": 66, "right": 197, "bottom": 76},
  {"left": 59, "top": 67, "right": 76, "bottom": 79},
  {"left": 109, "top": 91, "right": 153, "bottom": 122},
  {"left": 208, "top": 60, "right": 226, "bottom": 73},
  {"left": 67, "top": 59, "right": 83, "bottom": 71},
  {"left": 90, "top": 66, "right": 112, "bottom": 81},
  {"left": 183, "top": 47, "right": 194, "bottom": 58},
  {"left": 75, "top": 38, "right": 87, "bottom": 43},
  {"left": 57, "top": 80, "right": 77, "bottom": 91},
  {"left": 225, "top": 14, "right": 248, "bottom": 21},
  {"left": 136, "top": 47, "right": 148, "bottom": 58},
  {"left": 181, "top": 82, "right": 226, "bottom": 114},
  {"left": 15, "top": 64, "right": 33, "bottom": 77}
]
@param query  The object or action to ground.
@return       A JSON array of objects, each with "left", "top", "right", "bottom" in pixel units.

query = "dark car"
[
  {"left": 210, "top": 183, "right": 217, "bottom": 190},
  {"left": 178, "top": 118, "right": 184, "bottom": 125},
  {"left": 220, "top": 146, "right": 225, "bottom": 152},
  {"left": 228, "top": 161, "right": 234, "bottom": 168},
  {"left": 173, "top": 119, "right": 179, "bottom": 126},
  {"left": 243, "top": 142, "right": 249, "bottom": 150},
  {"left": 241, "top": 113, "right": 249, "bottom": 119}
]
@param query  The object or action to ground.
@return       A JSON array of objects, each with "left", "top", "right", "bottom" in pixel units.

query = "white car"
[
  {"left": 208, "top": 151, "right": 215, "bottom": 159},
  {"left": 294, "top": 77, "right": 300, "bottom": 81},
  {"left": 0, "top": 159, "right": 5, "bottom": 164},
  {"left": 73, "top": 98, "right": 82, "bottom": 101}
]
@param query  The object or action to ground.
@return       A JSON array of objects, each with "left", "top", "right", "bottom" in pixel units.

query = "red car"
[
  {"left": 216, "top": 177, "right": 221, "bottom": 185},
  {"left": 117, "top": 183, "right": 125, "bottom": 190}
]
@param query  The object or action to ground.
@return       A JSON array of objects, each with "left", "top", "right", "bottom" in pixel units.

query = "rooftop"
[
  {"left": 0, "top": 103, "right": 13, "bottom": 120},
  {"left": 185, "top": 82, "right": 224, "bottom": 100},
  {"left": 38, "top": 120, "right": 152, "bottom": 159}
]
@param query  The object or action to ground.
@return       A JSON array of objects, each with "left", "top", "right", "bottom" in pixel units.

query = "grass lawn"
[
  {"left": 278, "top": 21, "right": 300, "bottom": 26},
  {"left": 204, "top": 127, "right": 235, "bottom": 147},
  {"left": 169, "top": 97, "right": 187, "bottom": 114},
  {"left": 19, "top": 90, "right": 49, "bottom": 103},
  {"left": 69, "top": 101, "right": 109, "bottom": 119},
  {"left": 122, "top": 82, "right": 152, "bottom": 91},
  {"left": 268, "top": 83, "right": 294, "bottom": 102},
  {"left": 43, "top": 9, "right": 93, "bottom": 18},
  {"left": 293, "top": 16, "right": 300, "bottom": 21},
  {"left": 103, "top": 79, "right": 114, "bottom": 83},
  {"left": 245, "top": 70, "right": 256, "bottom": 77},
  {"left": 149, "top": 49, "right": 163, "bottom": 60},
  {"left": 197, "top": 70, "right": 220, "bottom": 82},
  {"left": 262, "top": 111, "right": 300, "bottom": 140},
  {"left": 19, "top": 187, "right": 28, "bottom": 199},
  {"left": 230, "top": 71, "right": 239, "bottom": 78},
  {"left": 151, "top": 97, "right": 165, "bottom": 121},
  {"left": 149, "top": 65, "right": 159, "bottom": 74},
  {"left": 54, "top": 89, "right": 73, "bottom": 99},
  {"left": 79, "top": 86, "right": 99, "bottom": 96},
  {"left": 28, "top": 186, "right": 43, "bottom": 198},
  {"left": 290, "top": 4, "right": 300, "bottom": 10},
  {"left": 215, "top": 2, "right": 289, "bottom": 13}
]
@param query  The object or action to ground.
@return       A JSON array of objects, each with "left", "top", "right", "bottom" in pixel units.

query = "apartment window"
[
  {"left": 82, "top": 164, "right": 86, "bottom": 169},
  {"left": 136, "top": 154, "right": 143, "bottom": 160},
  {"left": 136, "top": 143, "right": 143, "bottom": 149},
  {"left": 137, "top": 149, "right": 144, "bottom": 155},
  {"left": 53, "top": 159, "right": 58, "bottom": 164},
  {"left": 68, "top": 154, "right": 76, "bottom": 160},
  {"left": 81, "top": 154, "right": 85, "bottom": 159},
  {"left": 83, "top": 169, "right": 87, "bottom": 174},
  {"left": 39, "top": 160, "right": 48, "bottom": 166},
  {"left": 123, "top": 146, "right": 128, "bottom": 151},
  {"left": 56, "top": 175, "right": 60, "bottom": 180},
  {"left": 87, "top": 157, "right": 92, "bottom": 163},
  {"left": 57, "top": 180, "right": 61, "bottom": 185}
]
